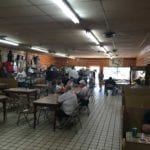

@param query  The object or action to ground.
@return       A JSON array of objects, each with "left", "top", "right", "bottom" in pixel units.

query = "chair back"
[{"left": 61, "top": 104, "right": 82, "bottom": 129}]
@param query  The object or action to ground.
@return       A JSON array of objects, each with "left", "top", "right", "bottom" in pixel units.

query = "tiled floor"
[{"left": 0, "top": 88, "right": 122, "bottom": 150}]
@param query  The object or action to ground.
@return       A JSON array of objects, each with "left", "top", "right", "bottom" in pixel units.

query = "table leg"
[
  {"left": 46, "top": 88, "right": 48, "bottom": 96},
  {"left": 53, "top": 109, "right": 57, "bottom": 131},
  {"left": 3, "top": 101, "right": 6, "bottom": 121},
  {"left": 27, "top": 94, "right": 30, "bottom": 108},
  {"left": 33, "top": 104, "right": 37, "bottom": 129},
  {"left": 35, "top": 91, "right": 37, "bottom": 100}
]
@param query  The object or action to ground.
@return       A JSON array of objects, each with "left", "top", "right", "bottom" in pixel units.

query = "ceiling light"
[
  {"left": 85, "top": 30, "right": 99, "bottom": 45},
  {"left": 31, "top": 46, "right": 49, "bottom": 53},
  {"left": 52, "top": 0, "right": 79, "bottom": 24},
  {"left": 0, "top": 39, "right": 19, "bottom": 46},
  {"left": 55, "top": 52, "right": 66, "bottom": 57},
  {"left": 99, "top": 46, "right": 107, "bottom": 53},
  {"left": 68, "top": 56, "right": 75, "bottom": 59}
]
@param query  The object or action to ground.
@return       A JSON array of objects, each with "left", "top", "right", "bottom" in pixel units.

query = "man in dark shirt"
[{"left": 105, "top": 77, "right": 116, "bottom": 96}]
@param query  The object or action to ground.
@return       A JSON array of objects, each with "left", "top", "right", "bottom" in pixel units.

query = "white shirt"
[
  {"left": 58, "top": 90, "right": 78, "bottom": 115},
  {"left": 16, "top": 71, "right": 26, "bottom": 82},
  {"left": 77, "top": 86, "right": 89, "bottom": 99},
  {"left": 69, "top": 69, "right": 79, "bottom": 79}
]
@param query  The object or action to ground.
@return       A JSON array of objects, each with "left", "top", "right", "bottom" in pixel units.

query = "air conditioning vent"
[{"left": 104, "top": 31, "right": 116, "bottom": 38}]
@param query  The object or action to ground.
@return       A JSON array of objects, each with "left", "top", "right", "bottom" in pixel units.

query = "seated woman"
[
  {"left": 142, "top": 109, "right": 150, "bottom": 134},
  {"left": 77, "top": 80, "right": 89, "bottom": 106},
  {"left": 56, "top": 80, "right": 65, "bottom": 94},
  {"left": 66, "top": 77, "right": 74, "bottom": 87}
]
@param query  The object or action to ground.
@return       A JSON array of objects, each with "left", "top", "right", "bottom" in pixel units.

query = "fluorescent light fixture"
[
  {"left": 52, "top": 0, "right": 79, "bottom": 24},
  {"left": 31, "top": 46, "right": 49, "bottom": 53},
  {"left": 68, "top": 56, "right": 75, "bottom": 59},
  {"left": 99, "top": 46, "right": 107, "bottom": 53},
  {"left": 55, "top": 52, "right": 66, "bottom": 57},
  {"left": 0, "top": 39, "right": 19, "bottom": 46},
  {"left": 86, "top": 30, "right": 99, "bottom": 45}
]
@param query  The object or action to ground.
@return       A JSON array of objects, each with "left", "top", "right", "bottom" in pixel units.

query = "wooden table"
[
  {"left": 33, "top": 94, "right": 59, "bottom": 130},
  {"left": 124, "top": 132, "right": 150, "bottom": 150},
  {"left": 33, "top": 84, "right": 49, "bottom": 96},
  {"left": 4, "top": 88, "right": 37, "bottom": 105},
  {"left": 0, "top": 95, "right": 8, "bottom": 121},
  {"left": 0, "top": 83, "right": 7, "bottom": 91}
]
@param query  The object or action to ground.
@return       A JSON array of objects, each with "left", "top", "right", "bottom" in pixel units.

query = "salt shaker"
[{"left": 141, "top": 133, "right": 144, "bottom": 140}]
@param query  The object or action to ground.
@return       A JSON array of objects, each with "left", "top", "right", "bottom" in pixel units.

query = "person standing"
[
  {"left": 98, "top": 71, "right": 104, "bottom": 91},
  {"left": 68, "top": 66, "right": 79, "bottom": 84},
  {"left": 16, "top": 68, "right": 27, "bottom": 87}
]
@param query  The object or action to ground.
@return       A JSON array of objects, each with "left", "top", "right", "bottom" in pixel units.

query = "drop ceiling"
[{"left": 0, "top": 0, "right": 150, "bottom": 58}]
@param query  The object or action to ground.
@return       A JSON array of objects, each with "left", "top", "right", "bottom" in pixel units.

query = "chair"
[
  {"left": 6, "top": 93, "right": 20, "bottom": 111},
  {"left": 78, "top": 88, "right": 91, "bottom": 115},
  {"left": 88, "top": 88, "right": 95, "bottom": 103},
  {"left": 36, "top": 106, "right": 51, "bottom": 124},
  {"left": 60, "top": 104, "right": 82, "bottom": 131},
  {"left": 16, "top": 97, "right": 33, "bottom": 127},
  {"left": 105, "top": 83, "right": 116, "bottom": 96}
]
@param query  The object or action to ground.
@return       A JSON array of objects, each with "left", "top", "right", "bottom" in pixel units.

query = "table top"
[
  {"left": 0, "top": 95, "right": 8, "bottom": 101},
  {"left": 116, "top": 81, "right": 130, "bottom": 85},
  {"left": 0, "top": 83, "right": 7, "bottom": 86},
  {"left": 33, "top": 84, "right": 48, "bottom": 88},
  {"left": 34, "top": 94, "right": 58, "bottom": 105},
  {"left": 126, "top": 132, "right": 150, "bottom": 144},
  {"left": 0, "top": 83, "right": 7, "bottom": 89},
  {"left": 4, "top": 88, "right": 37, "bottom": 93}
]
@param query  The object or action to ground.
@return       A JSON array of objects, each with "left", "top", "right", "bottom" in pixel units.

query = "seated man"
[
  {"left": 77, "top": 80, "right": 89, "bottom": 106},
  {"left": 142, "top": 109, "right": 150, "bottom": 134},
  {"left": 105, "top": 77, "right": 116, "bottom": 96},
  {"left": 57, "top": 85, "right": 78, "bottom": 125}
]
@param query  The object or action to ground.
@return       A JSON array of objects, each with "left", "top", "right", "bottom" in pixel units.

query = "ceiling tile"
[
  {"left": 0, "top": 0, "right": 31, "bottom": 7},
  {"left": 0, "top": 6, "right": 45, "bottom": 17}
]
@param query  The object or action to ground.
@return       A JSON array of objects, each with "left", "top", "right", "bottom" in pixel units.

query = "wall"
[
  {"left": 136, "top": 46, "right": 150, "bottom": 66},
  {"left": 55, "top": 57, "right": 136, "bottom": 68},
  {"left": 0, "top": 46, "right": 136, "bottom": 68},
  {"left": 123, "top": 58, "right": 136, "bottom": 67},
  {"left": 28, "top": 52, "right": 56, "bottom": 69},
  {"left": 0, "top": 47, "right": 56, "bottom": 69}
]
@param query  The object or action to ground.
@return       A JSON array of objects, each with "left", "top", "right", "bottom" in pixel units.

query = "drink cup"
[{"left": 132, "top": 127, "right": 138, "bottom": 137}]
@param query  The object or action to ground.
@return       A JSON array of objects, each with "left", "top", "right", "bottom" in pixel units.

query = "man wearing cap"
[{"left": 77, "top": 80, "right": 89, "bottom": 106}]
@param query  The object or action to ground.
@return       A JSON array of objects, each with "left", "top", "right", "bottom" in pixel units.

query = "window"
[
  {"left": 103, "top": 67, "right": 130, "bottom": 80},
  {"left": 75, "top": 66, "right": 86, "bottom": 71}
]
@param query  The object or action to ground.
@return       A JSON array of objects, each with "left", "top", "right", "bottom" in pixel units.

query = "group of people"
[
  {"left": 56, "top": 79, "right": 90, "bottom": 126},
  {"left": 14, "top": 65, "right": 91, "bottom": 127},
  {"left": 14, "top": 64, "right": 150, "bottom": 131}
]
